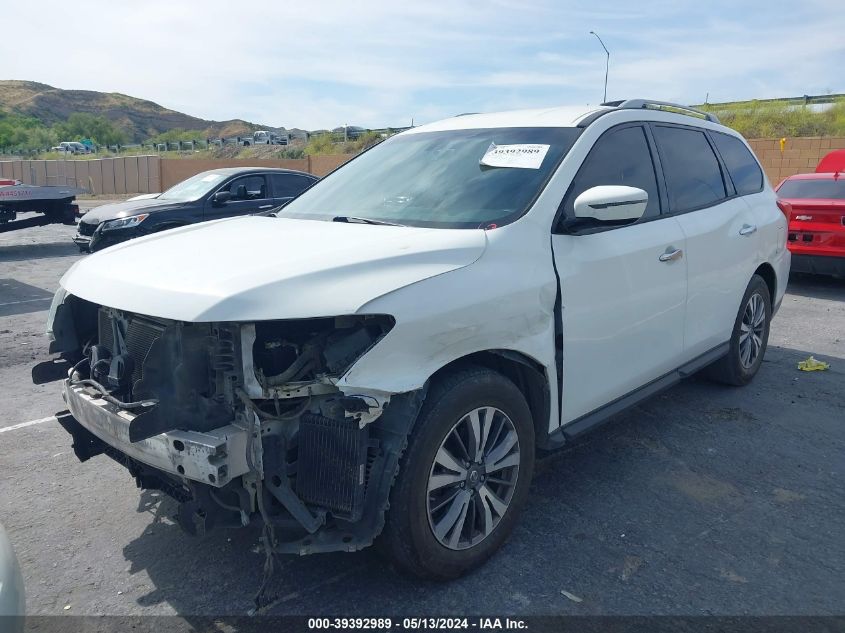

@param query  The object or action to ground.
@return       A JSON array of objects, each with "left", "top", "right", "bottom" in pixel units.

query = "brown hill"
[{"left": 0, "top": 80, "right": 268, "bottom": 142}]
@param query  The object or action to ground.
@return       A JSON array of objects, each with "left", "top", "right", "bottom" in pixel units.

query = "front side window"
[
  {"left": 222, "top": 175, "right": 267, "bottom": 201},
  {"left": 559, "top": 125, "right": 660, "bottom": 230},
  {"left": 653, "top": 126, "right": 727, "bottom": 212},
  {"left": 278, "top": 127, "right": 582, "bottom": 228},
  {"left": 711, "top": 132, "right": 764, "bottom": 196}
]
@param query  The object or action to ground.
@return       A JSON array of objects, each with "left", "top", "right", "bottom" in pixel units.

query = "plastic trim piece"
[{"left": 544, "top": 342, "right": 730, "bottom": 447}]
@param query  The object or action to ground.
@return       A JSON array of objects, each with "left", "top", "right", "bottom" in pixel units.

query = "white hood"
[{"left": 60, "top": 217, "right": 487, "bottom": 322}]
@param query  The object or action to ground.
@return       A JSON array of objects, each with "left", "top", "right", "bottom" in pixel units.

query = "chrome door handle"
[
  {"left": 659, "top": 248, "right": 683, "bottom": 262},
  {"left": 739, "top": 224, "right": 757, "bottom": 236},
  {"left": 258, "top": 204, "right": 273, "bottom": 209}
]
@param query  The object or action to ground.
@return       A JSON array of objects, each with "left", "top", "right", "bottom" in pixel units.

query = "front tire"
[
  {"left": 705, "top": 274, "right": 772, "bottom": 386},
  {"left": 380, "top": 366, "right": 535, "bottom": 579}
]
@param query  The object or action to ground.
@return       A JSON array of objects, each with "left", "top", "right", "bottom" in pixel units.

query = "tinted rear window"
[
  {"left": 271, "top": 174, "right": 315, "bottom": 197},
  {"left": 653, "top": 126, "right": 726, "bottom": 212},
  {"left": 777, "top": 178, "right": 845, "bottom": 200},
  {"left": 711, "top": 132, "right": 764, "bottom": 195}
]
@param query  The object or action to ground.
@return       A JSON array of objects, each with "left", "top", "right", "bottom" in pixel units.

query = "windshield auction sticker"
[{"left": 480, "top": 143, "right": 550, "bottom": 169}]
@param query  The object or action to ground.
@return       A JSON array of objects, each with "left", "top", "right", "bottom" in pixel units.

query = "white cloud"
[{"left": 2, "top": 0, "right": 843, "bottom": 129}]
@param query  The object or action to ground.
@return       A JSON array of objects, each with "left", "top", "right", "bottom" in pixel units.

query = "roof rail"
[{"left": 606, "top": 99, "right": 721, "bottom": 124}]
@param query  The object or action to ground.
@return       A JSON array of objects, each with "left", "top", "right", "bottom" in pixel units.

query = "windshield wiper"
[{"left": 332, "top": 215, "right": 405, "bottom": 227}]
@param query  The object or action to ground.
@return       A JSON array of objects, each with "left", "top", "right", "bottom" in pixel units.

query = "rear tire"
[
  {"left": 380, "top": 366, "right": 535, "bottom": 580},
  {"left": 705, "top": 274, "right": 771, "bottom": 386}
]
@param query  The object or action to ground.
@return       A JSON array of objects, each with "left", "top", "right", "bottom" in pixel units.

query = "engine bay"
[{"left": 40, "top": 294, "right": 418, "bottom": 554}]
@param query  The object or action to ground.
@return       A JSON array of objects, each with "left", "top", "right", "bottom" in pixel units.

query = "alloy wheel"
[
  {"left": 426, "top": 406, "right": 520, "bottom": 550},
  {"left": 739, "top": 292, "right": 766, "bottom": 369}
]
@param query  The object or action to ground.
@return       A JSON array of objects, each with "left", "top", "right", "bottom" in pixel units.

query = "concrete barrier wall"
[
  {"left": 0, "top": 155, "right": 161, "bottom": 194},
  {"left": 1, "top": 141, "right": 842, "bottom": 196},
  {"left": 0, "top": 154, "right": 353, "bottom": 193},
  {"left": 160, "top": 158, "right": 308, "bottom": 190},
  {"left": 747, "top": 137, "right": 845, "bottom": 185},
  {"left": 308, "top": 154, "right": 354, "bottom": 177},
  {"left": 158, "top": 155, "right": 352, "bottom": 190}
]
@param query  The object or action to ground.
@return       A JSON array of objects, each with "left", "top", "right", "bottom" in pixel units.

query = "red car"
[{"left": 776, "top": 150, "right": 845, "bottom": 277}]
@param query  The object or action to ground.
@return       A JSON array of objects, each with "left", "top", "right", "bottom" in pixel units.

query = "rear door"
[
  {"left": 204, "top": 174, "right": 273, "bottom": 220},
  {"left": 651, "top": 124, "right": 760, "bottom": 359},
  {"left": 269, "top": 173, "right": 317, "bottom": 207},
  {"left": 551, "top": 123, "right": 688, "bottom": 424}
]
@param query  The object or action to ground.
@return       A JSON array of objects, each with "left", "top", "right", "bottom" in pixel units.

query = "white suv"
[
  {"left": 41, "top": 99, "right": 789, "bottom": 579},
  {"left": 51, "top": 141, "right": 90, "bottom": 154}
]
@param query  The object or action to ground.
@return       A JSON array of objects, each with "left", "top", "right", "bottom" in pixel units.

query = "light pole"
[{"left": 589, "top": 31, "right": 609, "bottom": 103}]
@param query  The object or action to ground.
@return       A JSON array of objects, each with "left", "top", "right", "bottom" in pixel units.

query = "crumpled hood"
[
  {"left": 61, "top": 217, "right": 487, "bottom": 322},
  {"left": 79, "top": 198, "right": 183, "bottom": 224}
]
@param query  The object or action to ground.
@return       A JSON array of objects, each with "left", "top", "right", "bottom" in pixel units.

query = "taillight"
[{"left": 776, "top": 199, "right": 792, "bottom": 218}]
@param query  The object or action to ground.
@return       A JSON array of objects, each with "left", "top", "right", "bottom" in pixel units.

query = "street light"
[{"left": 589, "top": 31, "right": 610, "bottom": 103}]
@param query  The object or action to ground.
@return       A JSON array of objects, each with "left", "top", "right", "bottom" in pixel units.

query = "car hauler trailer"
[{"left": 0, "top": 179, "right": 86, "bottom": 233}]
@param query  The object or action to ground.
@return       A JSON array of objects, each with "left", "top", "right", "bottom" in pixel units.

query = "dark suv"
[{"left": 73, "top": 167, "right": 317, "bottom": 252}]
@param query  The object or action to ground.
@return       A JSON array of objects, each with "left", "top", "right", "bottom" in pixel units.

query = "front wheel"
[
  {"left": 705, "top": 274, "right": 772, "bottom": 386},
  {"left": 380, "top": 366, "right": 535, "bottom": 579}
]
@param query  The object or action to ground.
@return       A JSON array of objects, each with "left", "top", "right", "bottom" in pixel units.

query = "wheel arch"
[
  {"left": 754, "top": 262, "right": 776, "bottom": 302},
  {"left": 426, "top": 349, "right": 551, "bottom": 448}
]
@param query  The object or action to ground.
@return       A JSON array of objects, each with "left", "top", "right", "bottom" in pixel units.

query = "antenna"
[{"left": 589, "top": 31, "right": 610, "bottom": 103}]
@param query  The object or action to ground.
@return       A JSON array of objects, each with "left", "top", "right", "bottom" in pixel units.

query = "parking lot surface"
[{"left": 0, "top": 209, "right": 843, "bottom": 617}]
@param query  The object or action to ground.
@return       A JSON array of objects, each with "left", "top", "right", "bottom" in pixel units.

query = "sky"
[{"left": 3, "top": 0, "right": 844, "bottom": 130}]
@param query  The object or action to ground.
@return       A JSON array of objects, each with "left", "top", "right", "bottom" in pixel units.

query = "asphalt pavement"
[{"left": 0, "top": 209, "right": 842, "bottom": 617}]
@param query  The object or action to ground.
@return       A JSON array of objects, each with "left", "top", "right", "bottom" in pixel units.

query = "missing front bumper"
[{"left": 62, "top": 380, "right": 251, "bottom": 487}]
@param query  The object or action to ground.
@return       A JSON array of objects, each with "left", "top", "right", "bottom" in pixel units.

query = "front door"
[
  {"left": 550, "top": 123, "right": 688, "bottom": 424},
  {"left": 205, "top": 174, "right": 274, "bottom": 220}
]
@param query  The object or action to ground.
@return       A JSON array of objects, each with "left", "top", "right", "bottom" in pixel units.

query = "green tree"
[
  {"left": 303, "top": 133, "right": 335, "bottom": 155},
  {"left": 0, "top": 113, "right": 44, "bottom": 148},
  {"left": 0, "top": 120, "right": 27, "bottom": 148},
  {"left": 26, "top": 126, "right": 57, "bottom": 151},
  {"left": 54, "top": 113, "right": 126, "bottom": 146}
]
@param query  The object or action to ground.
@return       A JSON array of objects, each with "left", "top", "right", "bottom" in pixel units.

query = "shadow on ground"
[
  {"left": 0, "top": 240, "right": 80, "bottom": 263},
  {"left": 785, "top": 272, "right": 845, "bottom": 301},
  {"left": 0, "top": 279, "right": 54, "bottom": 317}
]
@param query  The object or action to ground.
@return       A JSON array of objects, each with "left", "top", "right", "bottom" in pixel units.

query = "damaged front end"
[{"left": 38, "top": 294, "right": 422, "bottom": 553}]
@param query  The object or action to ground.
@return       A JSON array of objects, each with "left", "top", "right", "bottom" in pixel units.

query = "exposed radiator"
[
  {"left": 296, "top": 413, "right": 369, "bottom": 521},
  {"left": 97, "top": 309, "right": 166, "bottom": 386}
]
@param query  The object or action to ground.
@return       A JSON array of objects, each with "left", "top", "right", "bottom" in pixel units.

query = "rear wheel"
[
  {"left": 705, "top": 274, "right": 771, "bottom": 386},
  {"left": 380, "top": 366, "right": 535, "bottom": 579}
]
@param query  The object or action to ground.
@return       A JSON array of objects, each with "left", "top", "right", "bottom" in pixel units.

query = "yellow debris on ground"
[{"left": 797, "top": 356, "right": 830, "bottom": 372}]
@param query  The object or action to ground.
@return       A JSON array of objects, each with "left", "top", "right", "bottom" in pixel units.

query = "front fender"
[{"left": 338, "top": 236, "right": 558, "bottom": 396}]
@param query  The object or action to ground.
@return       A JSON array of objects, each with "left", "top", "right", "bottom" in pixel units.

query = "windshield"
[
  {"left": 158, "top": 171, "right": 227, "bottom": 202},
  {"left": 279, "top": 127, "right": 581, "bottom": 228},
  {"left": 778, "top": 178, "right": 845, "bottom": 200}
]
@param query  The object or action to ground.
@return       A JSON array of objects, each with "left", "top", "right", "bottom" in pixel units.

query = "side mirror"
[
  {"left": 212, "top": 190, "right": 231, "bottom": 205},
  {"left": 573, "top": 186, "right": 648, "bottom": 223}
]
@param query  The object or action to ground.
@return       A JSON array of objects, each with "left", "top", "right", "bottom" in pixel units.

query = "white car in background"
[
  {"left": 51, "top": 141, "right": 90, "bottom": 155},
  {"left": 40, "top": 99, "right": 789, "bottom": 580}
]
